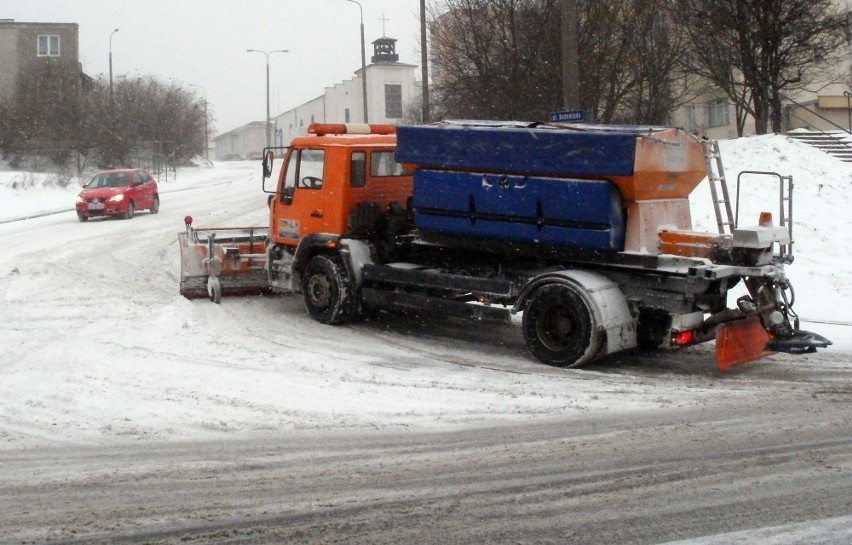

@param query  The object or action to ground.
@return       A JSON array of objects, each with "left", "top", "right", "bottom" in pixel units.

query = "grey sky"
[{"left": 4, "top": 0, "right": 424, "bottom": 134}]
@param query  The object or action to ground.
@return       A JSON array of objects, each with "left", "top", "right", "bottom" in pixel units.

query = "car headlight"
[
  {"left": 108, "top": 193, "right": 125, "bottom": 203},
  {"left": 76, "top": 196, "right": 85, "bottom": 204}
]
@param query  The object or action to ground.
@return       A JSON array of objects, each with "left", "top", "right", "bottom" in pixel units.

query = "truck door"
[{"left": 275, "top": 148, "right": 326, "bottom": 244}]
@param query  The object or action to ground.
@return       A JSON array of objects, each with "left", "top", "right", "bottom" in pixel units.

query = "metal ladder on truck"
[
  {"left": 702, "top": 139, "right": 736, "bottom": 235},
  {"left": 704, "top": 139, "right": 795, "bottom": 262},
  {"left": 735, "top": 170, "right": 795, "bottom": 263}
]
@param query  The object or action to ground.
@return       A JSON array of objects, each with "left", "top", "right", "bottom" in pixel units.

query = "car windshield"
[{"left": 88, "top": 173, "right": 127, "bottom": 188}]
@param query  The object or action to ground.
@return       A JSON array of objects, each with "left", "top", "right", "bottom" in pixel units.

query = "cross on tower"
[{"left": 378, "top": 12, "right": 390, "bottom": 36}]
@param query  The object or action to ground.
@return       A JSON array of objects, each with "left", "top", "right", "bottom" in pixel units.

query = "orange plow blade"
[{"left": 715, "top": 316, "right": 774, "bottom": 372}]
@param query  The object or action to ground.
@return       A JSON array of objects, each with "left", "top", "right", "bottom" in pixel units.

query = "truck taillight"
[
  {"left": 672, "top": 330, "right": 695, "bottom": 346},
  {"left": 308, "top": 123, "right": 396, "bottom": 136}
]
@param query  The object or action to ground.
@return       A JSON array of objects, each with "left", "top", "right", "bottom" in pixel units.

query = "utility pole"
[
  {"left": 346, "top": 0, "right": 369, "bottom": 123},
  {"left": 109, "top": 28, "right": 119, "bottom": 101},
  {"left": 247, "top": 49, "right": 288, "bottom": 147},
  {"left": 420, "top": 0, "right": 430, "bottom": 123},
  {"left": 561, "top": 0, "right": 580, "bottom": 110}
]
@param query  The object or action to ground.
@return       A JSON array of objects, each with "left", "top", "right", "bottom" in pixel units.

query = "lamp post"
[
  {"left": 247, "top": 48, "right": 288, "bottom": 147},
  {"left": 190, "top": 84, "right": 209, "bottom": 161},
  {"left": 420, "top": 0, "right": 429, "bottom": 123},
  {"left": 346, "top": 0, "right": 369, "bottom": 123},
  {"left": 109, "top": 28, "right": 119, "bottom": 101}
]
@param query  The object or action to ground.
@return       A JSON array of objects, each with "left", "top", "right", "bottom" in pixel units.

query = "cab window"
[
  {"left": 279, "top": 148, "right": 326, "bottom": 203},
  {"left": 280, "top": 150, "right": 299, "bottom": 203},
  {"left": 350, "top": 151, "right": 366, "bottom": 188},
  {"left": 371, "top": 151, "right": 406, "bottom": 177},
  {"left": 298, "top": 149, "right": 325, "bottom": 189}
]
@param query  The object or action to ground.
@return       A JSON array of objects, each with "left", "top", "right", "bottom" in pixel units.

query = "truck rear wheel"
[
  {"left": 301, "top": 254, "right": 355, "bottom": 325},
  {"left": 522, "top": 283, "right": 599, "bottom": 367}
]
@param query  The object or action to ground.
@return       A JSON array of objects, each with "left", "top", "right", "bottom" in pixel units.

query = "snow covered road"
[
  {"left": 1, "top": 136, "right": 850, "bottom": 543},
  {"left": 0, "top": 146, "right": 849, "bottom": 447}
]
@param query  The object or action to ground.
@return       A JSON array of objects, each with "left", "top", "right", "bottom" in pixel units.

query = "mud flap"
[{"left": 715, "top": 316, "right": 774, "bottom": 372}]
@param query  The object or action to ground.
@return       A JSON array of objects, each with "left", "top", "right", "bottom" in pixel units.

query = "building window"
[
  {"left": 37, "top": 35, "right": 60, "bottom": 57},
  {"left": 683, "top": 105, "right": 697, "bottom": 131},
  {"left": 345, "top": 108, "right": 351, "bottom": 123},
  {"left": 707, "top": 99, "right": 730, "bottom": 128},
  {"left": 384, "top": 84, "right": 403, "bottom": 118}
]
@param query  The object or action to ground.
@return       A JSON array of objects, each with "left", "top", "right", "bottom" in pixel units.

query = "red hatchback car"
[{"left": 75, "top": 169, "right": 160, "bottom": 221}]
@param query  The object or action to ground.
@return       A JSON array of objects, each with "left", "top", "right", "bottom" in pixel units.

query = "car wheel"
[
  {"left": 77, "top": 213, "right": 88, "bottom": 222},
  {"left": 149, "top": 195, "right": 160, "bottom": 214},
  {"left": 123, "top": 201, "right": 135, "bottom": 220}
]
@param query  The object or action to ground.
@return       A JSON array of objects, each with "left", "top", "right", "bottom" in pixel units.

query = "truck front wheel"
[
  {"left": 301, "top": 254, "right": 355, "bottom": 325},
  {"left": 522, "top": 283, "right": 599, "bottom": 367}
]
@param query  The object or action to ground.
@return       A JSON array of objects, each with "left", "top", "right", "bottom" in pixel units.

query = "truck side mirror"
[{"left": 262, "top": 150, "right": 274, "bottom": 179}]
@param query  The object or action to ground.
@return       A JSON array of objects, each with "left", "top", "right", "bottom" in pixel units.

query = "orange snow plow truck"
[{"left": 178, "top": 121, "right": 831, "bottom": 371}]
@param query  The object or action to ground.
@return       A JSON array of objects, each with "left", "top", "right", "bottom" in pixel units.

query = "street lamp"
[
  {"left": 420, "top": 0, "right": 429, "bottom": 123},
  {"left": 247, "top": 48, "right": 288, "bottom": 147},
  {"left": 109, "top": 28, "right": 119, "bottom": 101},
  {"left": 190, "top": 84, "right": 209, "bottom": 161},
  {"left": 346, "top": 0, "right": 369, "bottom": 123}
]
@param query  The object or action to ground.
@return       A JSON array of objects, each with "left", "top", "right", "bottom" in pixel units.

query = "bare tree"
[
  {"left": 619, "top": 0, "right": 694, "bottom": 125},
  {"left": 4, "top": 59, "right": 83, "bottom": 164},
  {"left": 672, "top": 0, "right": 848, "bottom": 134},
  {"left": 1, "top": 70, "right": 207, "bottom": 171},
  {"left": 429, "top": 0, "right": 563, "bottom": 121},
  {"left": 429, "top": 0, "right": 689, "bottom": 124}
]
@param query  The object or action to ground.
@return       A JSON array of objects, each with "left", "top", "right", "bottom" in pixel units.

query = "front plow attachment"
[{"left": 178, "top": 221, "right": 271, "bottom": 303}]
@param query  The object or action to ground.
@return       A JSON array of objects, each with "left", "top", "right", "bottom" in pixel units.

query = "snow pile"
[
  {"left": 695, "top": 135, "right": 852, "bottom": 340},
  {"left": 0, "top": 136, "right": 848, "bottom": 449},
  {"left": 0, "top": 171, "right": 83, "bottom": 221}
]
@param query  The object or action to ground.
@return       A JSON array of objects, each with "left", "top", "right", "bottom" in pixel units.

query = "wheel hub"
[{"left": 307, "top": 274, "right": 332, "bottom": 308}]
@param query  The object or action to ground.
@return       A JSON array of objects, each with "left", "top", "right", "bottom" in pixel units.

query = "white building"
[
  {"left": 274, "top": 36, "right": 419, "bottom": 145},
  {"left": 214, "top": 36, "right": 419, "bottom": 159},
  {"left": 212, "top": 121, "right": 266, "bottom": 161}
]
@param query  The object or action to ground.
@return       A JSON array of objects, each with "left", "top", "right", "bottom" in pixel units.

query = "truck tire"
[
  {"left": 522, "top": 283, "right": 599, "bottom": 367},
  {"left": 301, "top": 254, "right": 355, "bottom": 325}
]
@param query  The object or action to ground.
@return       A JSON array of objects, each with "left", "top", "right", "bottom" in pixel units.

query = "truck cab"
[{"left": 267, "top": 123, "right": 412, "bottom": 248}]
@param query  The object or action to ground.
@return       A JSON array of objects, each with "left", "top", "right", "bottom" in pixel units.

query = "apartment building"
[{"left": 0, "top": 19, "right": 84, "bottom": 102}]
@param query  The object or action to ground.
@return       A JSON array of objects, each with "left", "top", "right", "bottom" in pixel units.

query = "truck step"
[{"left": 361, "top": 288, "right": 512, "bottom": 323}]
